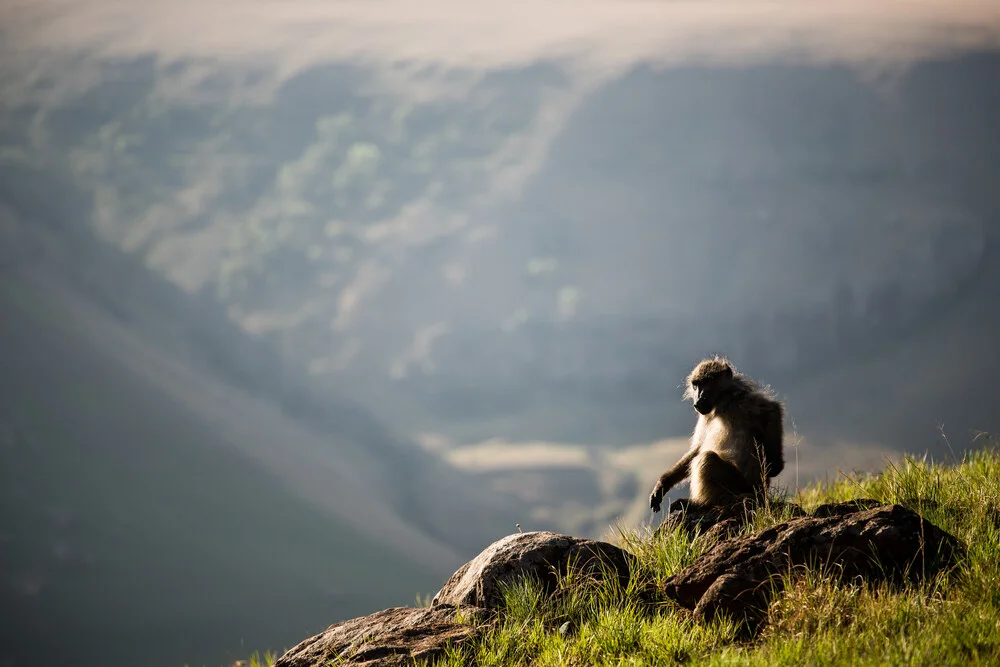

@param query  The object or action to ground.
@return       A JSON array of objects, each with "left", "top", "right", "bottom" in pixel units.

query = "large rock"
[
  {"left": 272, "top": 604, "right": 488, "bottom": 667},
  {"left": 274, "top": 531, "right": 633, "bottom": 666},
  {"left": 663, "top": 502, "right": 965, "bottom": 629},
  {"left": 433, "top": 531, "right": 634, "bottom": 609},
  {"left": 655, "top": 498, "right": 807, "bottom": 541}
]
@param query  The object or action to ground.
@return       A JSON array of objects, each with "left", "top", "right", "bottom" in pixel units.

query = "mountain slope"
[{"left": 0, "top": 214, "right": 514, "bottom": 667}]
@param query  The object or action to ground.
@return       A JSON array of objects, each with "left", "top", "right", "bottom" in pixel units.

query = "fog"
[{"left": 1, "top": 2, "right": 999, "bottom": 666}]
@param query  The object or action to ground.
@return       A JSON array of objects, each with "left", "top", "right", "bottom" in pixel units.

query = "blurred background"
[{"left": 0, "top": 1, "right": 998, "bottom": 665}]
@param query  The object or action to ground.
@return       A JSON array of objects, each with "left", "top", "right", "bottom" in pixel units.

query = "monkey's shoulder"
[{"left": 738, "top": 391, "right": 783, "bottom": 420}]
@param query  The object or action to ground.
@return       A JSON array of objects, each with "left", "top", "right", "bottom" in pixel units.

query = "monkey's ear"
[{"left": 722, "top": 365, "right": 734, "bottom": 379}]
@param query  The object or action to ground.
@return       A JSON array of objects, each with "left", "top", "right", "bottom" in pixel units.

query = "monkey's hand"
[
  {"left": 649, "top": 484, "right": 665, "bottom": 513},
  {"left": 649, "top": 453, "right": 695, "bottom": 513}
]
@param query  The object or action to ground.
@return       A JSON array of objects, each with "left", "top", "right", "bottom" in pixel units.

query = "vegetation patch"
[
  {"left": 244, "top": 443, "right": 1000, "bottom": 666},
  {"left": 430, "top": 444, "right": 1000, "bottom": 666}
]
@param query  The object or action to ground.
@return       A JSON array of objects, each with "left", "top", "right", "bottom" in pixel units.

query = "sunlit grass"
[
  {"left": 428, "top": 439, "right": 1000, "bottom": 666},
  {"left": 229, "top": 651, "right": 278, "bottom": 667},
  {"left": 242, "top": 442, "right": 1000, "bottom": 666}
]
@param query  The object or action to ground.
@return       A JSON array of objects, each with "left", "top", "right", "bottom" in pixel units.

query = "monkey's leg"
[{"left": 692, "top": 451, "right": 755, "bottom": 508}]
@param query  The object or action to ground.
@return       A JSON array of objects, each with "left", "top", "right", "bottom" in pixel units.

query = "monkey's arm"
[
  {"left": 761, "top": 404, "right": 785, "bottom": 478},
  {"left": 649, "top": 447, "right": 698, "bottom": 512}
]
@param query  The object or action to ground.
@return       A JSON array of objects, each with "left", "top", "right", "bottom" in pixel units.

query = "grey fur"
[{"left": 649, "top": 357, "right": 785, "bottom": 512}]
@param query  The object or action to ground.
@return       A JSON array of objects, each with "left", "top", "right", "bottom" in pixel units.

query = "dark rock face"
[
  {"left": 433, "top": 531, "right": 634, "bottom": 609},
  {"left": 272, "top": 604, "right": 488, "bottom": 667},
  {"left": 663, "top": 502, "right": 965, "bottom": 629},
  {"left": 655, "top": 498, "right": 806, "bottom": 540},
  {"left": 810, "top": 497, "right": 883, "bottom": 518},
  {"left": 275, "top": 531, "right": 633, "bottom": 666}
]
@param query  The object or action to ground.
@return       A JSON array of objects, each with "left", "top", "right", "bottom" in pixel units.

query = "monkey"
[{"left": 649, "top": 357, "right": 784, "bottom": 513}]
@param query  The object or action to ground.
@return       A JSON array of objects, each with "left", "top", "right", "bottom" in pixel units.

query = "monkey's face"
[
  {"left": 688, "top": 367, "right": 734, "bottom": 415},
  {"left": 692, "top": 382, "right": 715, "bottom": 414}
]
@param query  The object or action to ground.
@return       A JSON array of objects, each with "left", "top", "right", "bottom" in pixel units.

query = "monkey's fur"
[{"left": 649, "top": 357, "right": 784, "bottom": 513}]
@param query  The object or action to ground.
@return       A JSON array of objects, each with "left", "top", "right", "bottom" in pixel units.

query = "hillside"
[
  {"left": 250, "top": 444, "right": 1000, "bottom": 666},
  {"left": 439, "top": 446, "right": 1000, "bottom": 666},
  {"left": 3, "top": 48, "right": 997, "bottom": 552},
  {"left": 2, "top": 46, "right": 997, "bottom": 454},
  {"left": 0, "top": 234, "right": 445, "bottom": 667},
  {"left": 2, "top": 9, "right": 999, "bottom": 666},
  {"left": 0, "top": 212, "right": 537, "bottom": 667}
]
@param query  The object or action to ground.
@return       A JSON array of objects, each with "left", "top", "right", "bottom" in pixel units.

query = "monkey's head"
[{"left": 685, "top": 357, "right": 735, "bottom": 415}]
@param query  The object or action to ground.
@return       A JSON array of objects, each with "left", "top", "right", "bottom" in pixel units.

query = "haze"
[{"left": 1, "top": 2, "right": 998, "bottom": 666}]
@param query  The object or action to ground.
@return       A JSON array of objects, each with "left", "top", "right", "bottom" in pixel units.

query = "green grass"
[
  {"left": 241, "top": 443, "right": 1000, "bottom": 666},
  {"left": 427, "top": 441, "right": 1000, "bottom": 666},
  {"left": 229, "top": 652, "right": 278, "bottom": 667}
]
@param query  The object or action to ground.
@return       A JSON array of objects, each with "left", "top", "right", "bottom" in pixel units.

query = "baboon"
[{"left": 649, "top": 357, "right": 784, "bottom": 512}]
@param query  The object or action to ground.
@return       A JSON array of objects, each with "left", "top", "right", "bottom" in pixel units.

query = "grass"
[
  {"left": 240, "top": 442, "right": 1000, "bottom": 666},
  {"left": 230, "top": 652, "right": 278, "bottom": 667},
  {"left": 425, "top": 440, "right": 1000, "bottom": 666}
]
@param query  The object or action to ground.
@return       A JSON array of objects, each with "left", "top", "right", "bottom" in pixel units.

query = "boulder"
[
  {"left": 810, "top": 497, "right": 882, "bottom": 518},
  {"left": 433, "top": 531, "right": 634, "bottom": 609},
  {"left": 274, "top": 506, "right": 963, "bottom": 663},
  {"left": 663, "top": 502, "right": 965, "bottom": 629},
  {"left": 272, "top": 604, "right": 488, "bottom": 667},
  {"left": 654, "top": 498, "right": 806, "bottom": 540},
  {"left": 274, "top": 531, "right": 633, "bottom": 665}
]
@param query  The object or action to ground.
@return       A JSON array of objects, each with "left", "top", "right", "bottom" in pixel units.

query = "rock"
[
  {"left": 899, "top": 497, "right": 941, "bottom": 512},
  {"left": 433, "top": 531, "right": 634, "bottom": 609},
  {"left": 654, "top": 502, "right": 739, "bottom": 539},
  {"left": 655, "top": 498, "right": 806, "bottom": 540},
  {"left": 810, "top": 498, "right": 882, "bottom": 518},
  {"left": 690, "top": 571, "right": 769, "bottom": 629},
  {"left": 272, "top": 604, "right": 488, "bottom": 667},
  {"left": 698, "top": 517, "right": 746, "bottom": 543},
  {"left": 275, "top": 531, "right": 633, "bottom": 666},
  {"left": 663, "top": 502, "right": 965, "bottom": 630}
]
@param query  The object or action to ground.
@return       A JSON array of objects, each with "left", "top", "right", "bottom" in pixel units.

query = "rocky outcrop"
[
  {"left": 272, "top": 604, "right": 488, "bottom": 667},
  {"left": 274, "top": 503, "right": 965, "bottom": 665},
  {"left": 275, "top": 531, "right": 634, "bottom": 667},
  {"left": 663, "top": 501, "right": 965, "bottom": 629},
  {"left": 433, "top": 531, "right": 634, "bottom": 609},
  {"left": 655, "top": 498, "right": 808, "bottom": 541}
]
